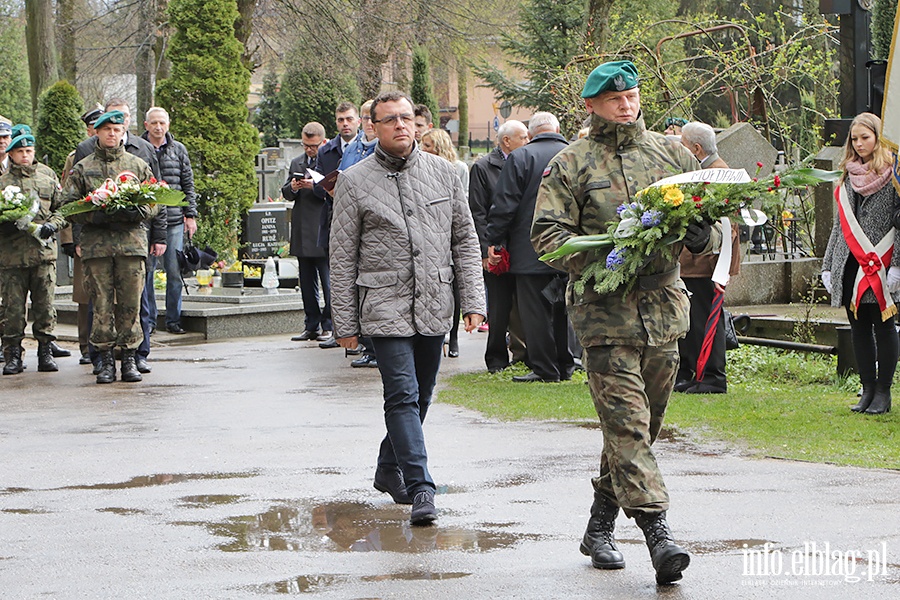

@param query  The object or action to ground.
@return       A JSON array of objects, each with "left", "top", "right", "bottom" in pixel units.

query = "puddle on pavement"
[
  {"left": 175, "top": 500, "right": 544, "bottom": 553},
  {"left": 489, "top": 474, "right": 538, "bottom": 488},
  {"left": 685, "top": 539, "right": 776, "bottom": 555},
  {"left": 361, "top": 570, "right": 471, "bottom": 582},
  {"left": 97, "top": 507, "right": 149, "bottom": 516},
  {"left": 0, "top": 487, "right": 33, "bottom": 495},
  {"left": 60, "top": 471, "right": 259, "bottom": 491},
  {"left": 249, "top": 570, "right": 471, "bottom": 595},
  {"left": 299, "top": 467, "right": 345, "bottom": 476},
  {"left": 178, "top": 494, "right": 245, "bottom": 507},
  {"left": 1, "top": 508, "right": 52, "bottom": 514},
  {"left": 150, "top": 357, "right": 226, "bottom": 363}
]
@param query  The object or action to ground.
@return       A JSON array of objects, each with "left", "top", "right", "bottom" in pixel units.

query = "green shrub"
[
  {"left": 411, "top": 45, "right": 440, "bottom": 128},
  {"left": 34, "top": 81, "right": 84, "bottom": 174},
  {"left": 279, "top": 55, "right": 360, "bottom": 139}
]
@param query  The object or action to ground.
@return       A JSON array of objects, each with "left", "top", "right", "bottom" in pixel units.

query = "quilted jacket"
[{"left": 329, "top": 142, "right": 486, "bottom": 338}]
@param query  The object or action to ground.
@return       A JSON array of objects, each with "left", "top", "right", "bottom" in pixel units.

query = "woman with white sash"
[{"left": 822, "top": 112, "right": 900, "bottom": 415}]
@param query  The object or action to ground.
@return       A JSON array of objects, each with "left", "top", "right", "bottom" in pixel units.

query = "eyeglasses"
[
  {"left": 373, "top": 114, "right": 414, "bottom": 126},
  {"left": 360, "top": 116, "right": 372, "bottom": 122},
  {"left": 302, "top": 143, "right": 321, "bottom": 150}
]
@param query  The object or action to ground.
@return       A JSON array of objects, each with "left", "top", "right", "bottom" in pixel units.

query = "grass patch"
[{"left": 438, "top": 347, "right": 900, "bottom": 470}]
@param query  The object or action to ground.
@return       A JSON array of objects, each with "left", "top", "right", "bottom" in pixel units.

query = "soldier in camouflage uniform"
[
  {"left": 532, "top": 61, "right": 721, "bottom": 585},
  {"left": 0, "top": 134, "right": 67, "bottom": 374},
  {"left": 62, "top": 110, "right": 164, "bottom": 384}
]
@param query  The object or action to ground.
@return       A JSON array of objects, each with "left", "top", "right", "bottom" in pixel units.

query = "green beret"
[
  {"left": 581, "top": 60, "right": 640, "bottom": 98},
  {"left": 7, "top": 134, "right": 35, "bottom": 152},
  {"left": 11, "top": 124, "right": 32, "bottom": 138},
  {"left": 94, "top": 110, "right": 126, "bottom": 129}
]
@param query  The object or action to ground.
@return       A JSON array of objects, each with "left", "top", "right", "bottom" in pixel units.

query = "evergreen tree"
[
  {"left": 0, "top": 12, "right": 32, "bottom": 125},
  {"left": 34, "top": 81, "right": 83, "bottom": 174},
  {"left": 155, "top": 0, "right": 260, "bottom": 260},
  {"left": 254, "top": 71, "right": 283, "bottom": 148},
  {"left": 872, "top": 0, "right": 898, "bottom": 60},
  {"left": 473, "top": 0, "right": 584, "bottom": 111},
  {"left": 279, "top": 52, "right": 360, "bottom": 139},
  {"left": 411, "top": 45, "right": 440, "bottom": 128}
]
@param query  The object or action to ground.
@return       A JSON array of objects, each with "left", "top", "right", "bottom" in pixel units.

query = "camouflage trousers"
[
  {"left": 83, "top": 255, "right": 146, "bottom": 351},
  {"left": 0, "top": 263, "right": 58, "bottom": 348},
  {"left": 584, "top": 340, "right": 679, "bottom": 518}
]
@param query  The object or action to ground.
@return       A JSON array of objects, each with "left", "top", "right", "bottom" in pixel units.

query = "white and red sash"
[{"left": 835, "top": 185, "right": 897, "bottom": 320}]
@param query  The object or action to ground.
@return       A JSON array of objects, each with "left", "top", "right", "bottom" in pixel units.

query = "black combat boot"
[
  {"left": 635, "top": 511, "right": 691, "bottom": 584},
  {"left": 865, "top": 383, "right": 892, "bottom": 415},
  {"left": 579, "top": 494, "right": 625, "bottom": 569},
  {"left": 37, "top": 342, "right": 59, "bottom": 372},
  {"left": 851, "top": 382, "right": 876, "bottom": 412},
  {"left": 48, "top": 341, "right": 71, "bottom": 357},
  {"left": 2, "top": 346, "right": 24, "bottom": 375},
  {"left": 120, "top": 349, "right": 142, "bottom": 382},
  {"left": 96, "top": 349, "right": 116, "bottom": 384}
]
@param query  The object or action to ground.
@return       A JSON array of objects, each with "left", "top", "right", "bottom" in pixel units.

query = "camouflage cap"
[
  {"left": 11, "top": 124, "right": 32, "bottom": 138},
  {"left": 7, "top": 134, "right": 35, "bottom": 152},
  {"left": 581, "top": 60, "right": 640, "bottom": 98},
  {"left": 94, "top": 110, "right": 126, "bottom": 129}
]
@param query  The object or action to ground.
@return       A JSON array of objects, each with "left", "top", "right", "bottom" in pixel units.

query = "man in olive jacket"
[
  {"left": 330, "top": 91, "right": 485, "bottom": 526},
  {"left": 63, "top": 110, "right": 165, "bottom": 384}
]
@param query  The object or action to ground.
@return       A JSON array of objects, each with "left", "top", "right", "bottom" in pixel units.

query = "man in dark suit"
[
  {"left": 315, "top": 102, "right": 360, "bottom": 348},
  {"left": 283, "top": 122, "right": 330, "bottom": 341},
  {"left": 486, "top": 112, "right": 575, "bottom": 382},
  {"left": 469, "top": 119, "right": 529, "bottom": 373}
]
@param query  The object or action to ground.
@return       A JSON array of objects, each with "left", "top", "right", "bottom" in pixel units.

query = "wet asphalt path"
[{"left": 1, "top": 332, "right": 899, "bottom": 599}]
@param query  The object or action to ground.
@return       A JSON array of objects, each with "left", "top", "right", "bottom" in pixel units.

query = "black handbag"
[
  {"left": 723, "top": 308, "right": 739, "bottom": 351},
  {"left": 176, "top": 236, "right": 218, "bottom": 277}
]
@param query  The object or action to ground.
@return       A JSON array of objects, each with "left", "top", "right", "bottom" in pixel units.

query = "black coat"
[
  {"left": 468, "top": 146, "right": 505, "bottom": 259},
  {"left": 486, "top": 132, "right": 568, "bottom": 275},
  {"left": 141, "top": 131, "right": 197, "bottom": 226},
  {"left": 282, "top": 154, "right": 326, "bottom": 258},
  {"left": 315, "top": 135, "right": 344, "bottom": 248}
]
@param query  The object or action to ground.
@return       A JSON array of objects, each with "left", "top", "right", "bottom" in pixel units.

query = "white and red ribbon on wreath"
[{"left": 835, "top": 185, "right": 897, "bottom": 321}]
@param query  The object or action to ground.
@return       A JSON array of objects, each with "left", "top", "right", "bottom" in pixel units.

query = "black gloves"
[
  {"left": 62, "top": 243, "right": 76, "bottom": 257},
  {"left": 683, "top": 220, "right": 712, "bottom": 253},
  {"left": 38, "top": 222, "right": 58, "bottom": 239}
]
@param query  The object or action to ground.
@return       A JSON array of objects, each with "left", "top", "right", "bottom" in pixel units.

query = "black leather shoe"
[
  {"left": 135, "top": 356, "right": 152, "bottom": 374},
  {"left": 96, "top": 350, "right": 116, "bottom": 384},
  {"left": 120, "top": 349, "right": 142, "bottom": 382},
  {"left": 37, "top": 342, "right": 59, "bottom": 372},
  {"left": 351, "top": 354, "right": 378, "bottom": 368},
  {"left": 635, "top": 511, "right": 690, "bottom": 584},
  {"left": 345, "top": 344, "right": 364, "bottom": 356},
  {"left": 865, "top": 384, "right": 892, "bottom": 415},
  {"left": 373, "top": 467, "right": 412, "bottom": 504},
  {"left": 2, "top": 346, "right": 24, "bottom": 375},
  {"left": 317, "top": 331, "right": 334, "bottom": 342},
  {"left": 291, "top": 330, "right": 319, "bottom": 341},
  {"left": 49, "top": 341, "right": 71, "bottom": 357},
  {"left": 851, "top": 384, "right": 875, "bottom": 412},
  {"left": 166, "top": 324, "right": 187, "bottom": 335},
  {"left": 512, "top": 372, "right": 559, "bottom": 383},
  {"left": 682, "top": 382, "right": 726, "bottom": 394},
  {"left": 673, "top": 379, "right": 695, "bottom": 393},
  {"left": 318, "top": 337, "right": 339, "bottom": 349},
  {"left": 79, "top": 352, "right": 93, "bottom": 365},
  {"left": 410, "top": 489, "right": 437, "bottom": 526},
  {"left": 579, "top": 494, "right": 625, "bottom": 570}
]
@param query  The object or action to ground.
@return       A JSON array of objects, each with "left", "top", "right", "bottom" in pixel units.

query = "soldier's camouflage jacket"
[
  {"left": 532, "top": 113, "right": 721, "bottom": 348},
  {"left": 62, "top": 142, "right": 160, "bottom": 261},
  {"left": 0, "top": 162, "right": 66, "bottom": 268}
]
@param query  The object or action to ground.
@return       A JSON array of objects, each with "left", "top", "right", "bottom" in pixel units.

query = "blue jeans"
[
  {"left": 148, "top": 224, "right": 185, "bottom": 328},
  {"left": 371, "top": 334, "right": 443, "bottom": 495},
  {"left": 137, "top": 257, "right": 155, "bottom": 360}
]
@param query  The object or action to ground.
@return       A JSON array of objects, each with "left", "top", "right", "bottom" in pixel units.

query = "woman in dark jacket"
[{"left": 821, "top": 112, "right": 900, "bottom": 414}]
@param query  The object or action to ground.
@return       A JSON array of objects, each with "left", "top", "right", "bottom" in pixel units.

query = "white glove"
[
  {"left": 821, "top": 271, "right": 832, "bottom": 294},
  {"left": 888, "top": 269, "right": 900, "bottom": 293}
]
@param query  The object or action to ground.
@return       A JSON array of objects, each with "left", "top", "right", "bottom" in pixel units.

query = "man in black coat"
[
  {"left": 486, "top": 112, "right": 575, "bottom": 382},
  {"left": 314, "top": 101, "right": 360, "bottom": 348},
  {"left": 469, "top": 119, "right": 529, "bottom": 373},
  {"left": 283, "top": 122, "right": 331, "bottom": 341}
]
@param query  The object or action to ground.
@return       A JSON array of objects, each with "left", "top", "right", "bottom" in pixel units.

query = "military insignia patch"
[
  {"left": 542, "top": 166, "right": 553, "bottom": 177},
  {"left": 614, "top": 75, "right": 626, "bottom": 91}
]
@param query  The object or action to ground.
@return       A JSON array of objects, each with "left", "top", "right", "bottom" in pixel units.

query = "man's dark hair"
[
  {"left": 371, "top": 91, "right": 414, "bottom": 121},
  {"left": 414, "top": 103, "right": 432, "bottom": 123},
  {"left": 335, "top": 101, "right": 358, "bottom": 116},
  {"left": 104, "top": 97, "right": 129, "bottom": 111}
]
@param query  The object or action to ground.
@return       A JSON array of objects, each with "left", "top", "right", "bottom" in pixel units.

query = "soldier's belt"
[{"left": 637, "top": 266, "right": 680, "bottom": 291}]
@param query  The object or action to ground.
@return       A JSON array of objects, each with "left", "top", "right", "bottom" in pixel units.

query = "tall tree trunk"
[
  {"left": 25, "top": 0, "right": 59, "bottom": 115},
  {"left": 456, "top": 56, "right": 469, "bottom": 153},
  {"left": 235, "top": 0, "right": 256, "bottom": 71},
  {"left": 155, "top": 0, "right": 171, "bottom": 80},
  {"left": 136, "top": 0, "right": 158, "bottom": 126},
  {"left": 57, "top": 0, "right": 76, "bottom": 83},
  {"left": 585, "top": 0, "right": 614, "bottom": 53}
]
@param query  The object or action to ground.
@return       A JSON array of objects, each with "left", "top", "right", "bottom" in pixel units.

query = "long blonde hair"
[
  {"left": 838, "top": 112, "right": 893, "bottom": 182},
  {"left": 422, "top": 129, "right": 458, "bottom": 163}
]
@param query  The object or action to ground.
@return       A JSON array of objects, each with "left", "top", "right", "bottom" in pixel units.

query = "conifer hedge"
[{"left": 34, "top": 81, "right": 84, "bottom": 174}]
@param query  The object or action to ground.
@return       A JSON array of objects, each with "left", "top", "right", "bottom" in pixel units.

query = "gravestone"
[
  {"left": 715, "top": 123, "right": 779, "bottom": 177},
  {"left": 243, "top": 202, "right": 288, "bottom": 258}
]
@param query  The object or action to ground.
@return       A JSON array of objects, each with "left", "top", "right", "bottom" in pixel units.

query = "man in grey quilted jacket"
[{"left": 330, "top": 91, "right": 486, "bottom": 526}]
